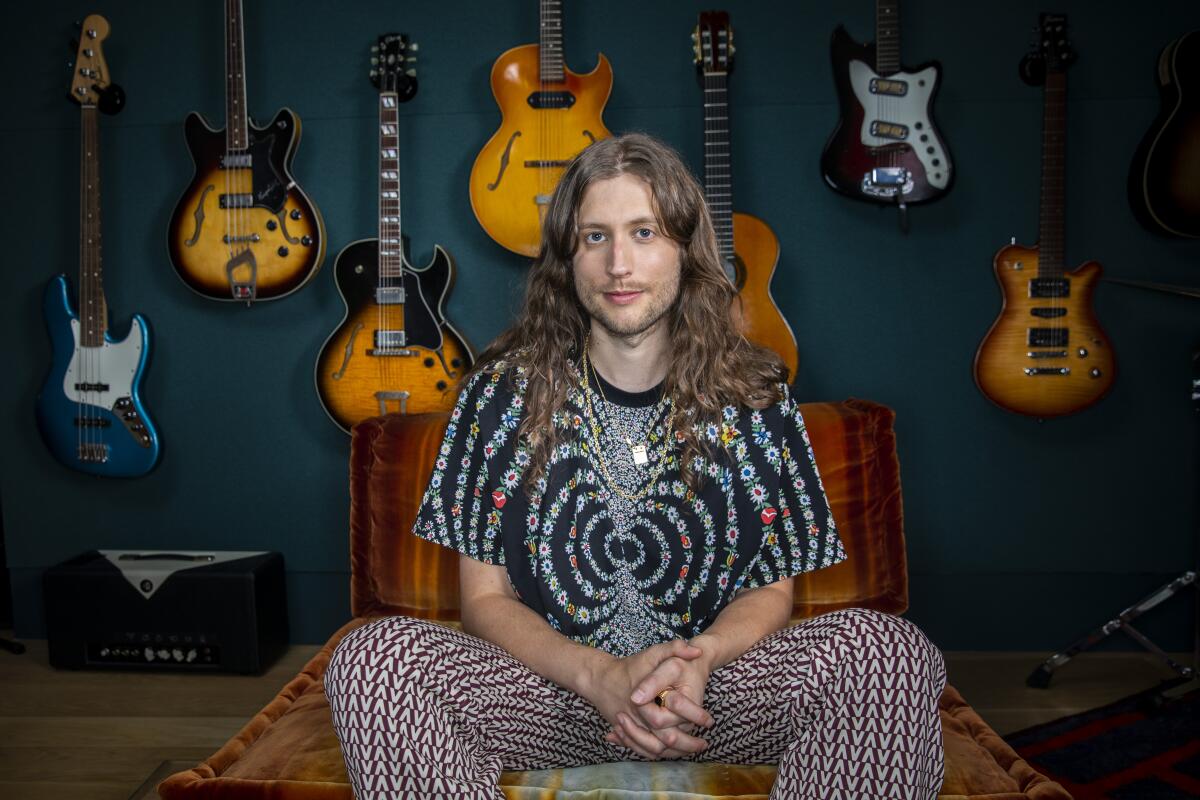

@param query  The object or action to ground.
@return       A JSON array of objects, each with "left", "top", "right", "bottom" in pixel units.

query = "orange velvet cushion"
[{"left": 348, "top": 399, "right": 909, "bottom": 621}]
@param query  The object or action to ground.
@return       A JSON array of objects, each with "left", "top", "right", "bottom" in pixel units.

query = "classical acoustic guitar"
[
  {"left": 315, "top": 34, "right": 474, "bottom": 432},
  {"left": 469, "top": 0, "right": 612, "bottom": 256},
  {"left": 167, "top": 0, "right": 325, "bottom": 302},
  {"left": 820, "top": 0, "right": 953, "bottom": 210},
  {"left": 1128, "top": 30, "right": 1200, "bottom": 238},
  {"left": 693, "top": 12, "right": 799, "bottom": 378},
  {"left": 36, "top": 15, "right": 161, "bottom": 477},
  {"left": 974, "top": 14, "right": 1115, "bottom": 418}
]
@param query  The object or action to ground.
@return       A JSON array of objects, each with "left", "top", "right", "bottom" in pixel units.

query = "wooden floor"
[{"left": 0, "top": 633, "right": 1190, "bottom": 800}]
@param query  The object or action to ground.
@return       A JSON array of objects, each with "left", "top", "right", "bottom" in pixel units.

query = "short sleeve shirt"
[{"left": 413, "top": 362, "right": 847, "bottom": 657}]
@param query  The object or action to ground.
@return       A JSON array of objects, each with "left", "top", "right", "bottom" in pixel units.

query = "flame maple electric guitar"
[
  {"left": 469, "top": 0, "right": 612, "bottom": 256},
  {"left": 315, "top": 34, "right": 474, "bottom": 432},
  {"left": 820, "top": 0, "right": 953, "bottom": 215},
  {"left": 1128, "top": 31, "right": 1200, "bottom": 238},
  {"left": 974, "top": 14, "right": 1115, "bottom": 418},
  {"left": 36, "top": 16, "right": 160, "bottom": 477},
  {"left": 693, "top": 12, "right": 798, "bottom": 377},
  {"left": 167, "top": 0, "right": 325, "bottom": 302}
]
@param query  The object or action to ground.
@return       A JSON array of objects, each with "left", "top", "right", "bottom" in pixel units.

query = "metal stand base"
[{"left": 1027, "top": 571, "right": 1197, "bottom": 688}]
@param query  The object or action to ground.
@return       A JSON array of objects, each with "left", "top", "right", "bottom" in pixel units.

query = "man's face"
[{"left": 572, "top": 173, "right": 683, "bottom": 341}]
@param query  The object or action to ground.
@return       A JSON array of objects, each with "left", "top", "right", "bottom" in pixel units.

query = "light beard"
[{"left": 576, "top": 278, "right": 681, "bottom": 343}]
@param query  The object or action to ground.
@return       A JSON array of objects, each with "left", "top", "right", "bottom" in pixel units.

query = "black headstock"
[
  {"left": 692, "top": 11, "right": 735, "bottom": 78},
  {"left": 370, "top": 33, "right": 418, "bottom": 100},
  {"left": 1020, "top": 13, "right": 1075, "bottom": 85}
]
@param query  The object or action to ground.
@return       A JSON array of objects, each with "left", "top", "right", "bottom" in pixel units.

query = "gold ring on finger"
[{"left": 654, "top": 686, "right": 675, "bottom": 708}]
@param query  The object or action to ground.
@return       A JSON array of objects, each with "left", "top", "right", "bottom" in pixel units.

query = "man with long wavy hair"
[{"left": 326, "top": 133, "right": 946, "bottom": 799}]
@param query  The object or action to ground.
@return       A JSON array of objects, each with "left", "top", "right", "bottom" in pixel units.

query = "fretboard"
[
  {"left": 702, "top": 71, "right": 734, "bottom": 264},
  {"left": 1038, "top": 71, "right": 1067, "bottom": 277},
  {"left": 539, "top": 0, "right": 564, "bottom": 83},
  {"left": 875, "top": 0, "right": 902, "bottom": 76},
  {"left": 225, "top": 0, "right": 249, "bottom": 150},
  {"left": 378, "top": 92, "right": 404, "bottom": 281},
  {"left": 80, "top": 106, "right": 107, "bottom": 347}
]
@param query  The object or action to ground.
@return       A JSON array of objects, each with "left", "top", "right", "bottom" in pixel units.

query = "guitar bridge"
[
  {"left": 77, "top": 442, "right": 110, "bottom": 463},
  {"left": 861, "top": 168, "right": 912, "bottom": 197}
]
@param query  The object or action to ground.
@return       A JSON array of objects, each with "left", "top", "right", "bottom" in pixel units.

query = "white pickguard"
[
  {"left": 61, "top": 319, "right": 142, "bottom": 409},
  {"left": 849, "top": 60, "right": 951, "bottom": 189}
]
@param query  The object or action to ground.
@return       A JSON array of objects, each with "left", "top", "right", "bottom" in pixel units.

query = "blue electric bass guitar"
[{"left": 36, "top": 15, "right": 161, "bottom": 477}]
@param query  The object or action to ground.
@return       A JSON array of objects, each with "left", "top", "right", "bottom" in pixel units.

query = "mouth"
[{"left": 604, "top": 289, "right": 643, "bottom": 305}]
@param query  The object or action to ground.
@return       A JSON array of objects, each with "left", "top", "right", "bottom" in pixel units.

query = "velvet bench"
[{"left": 160, "top": 400, "right": 1071, "bottom": 799}]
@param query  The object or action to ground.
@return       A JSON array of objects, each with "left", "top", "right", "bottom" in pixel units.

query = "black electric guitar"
[
  {"left": 314, "top": 34, "right": 474, "bottom": 432},
  {"left": 167, "top": 0, "right": 325, "bottom": 302},
  {"left": 1128, "top": 30, "right": 1200, "bottom": 238},
  {"left": 821, "top": 0, "right": 953, "bottom": 211}
]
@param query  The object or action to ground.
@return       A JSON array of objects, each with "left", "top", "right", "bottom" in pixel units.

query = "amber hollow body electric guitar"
[
  {"left": 693, "top": 12, "right": 798, "bottom": 377},
  {"left": 974, "top": 14, "right": 1115, "bottom": 418},
  {"left": 315, "top": 34, "right": 474, "bottom": 432},
  {"left": 820, "top": 0, "right": 953, "bottom": 213},
  {"left": 167, "top": 0, "right": 325, "bottom": 302},
  {"left": 469, "top": 0, "right": 612, "bottom": 256}
]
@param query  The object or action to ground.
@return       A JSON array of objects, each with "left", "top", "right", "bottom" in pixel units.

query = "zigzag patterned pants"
[{"left": 325, "top": 608, "right": 946, "bottom": 799}]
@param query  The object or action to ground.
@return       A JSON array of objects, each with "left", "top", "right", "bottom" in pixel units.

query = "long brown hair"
[{"left": 469, "top": 132, "right": 785, "bottom": 490}]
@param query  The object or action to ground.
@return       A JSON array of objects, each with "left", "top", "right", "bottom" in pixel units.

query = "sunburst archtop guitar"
[
  {"left": 974, "top": 14, "right": 1115, "bottom": 418},
  {"left": 37, "top": 16, "right": 161, "bottom": 477},
  {"left": 693, "top": 11, "right": 798, "bottom": 379},
  {"left": 469, "top": 0, "right": 612, "bottom": 257},
  {"left": 315, "top": 33, "right": 474, "bottom": 432},
  {"left": 167, "top": 0, "right": 325, "bottom": 303}
]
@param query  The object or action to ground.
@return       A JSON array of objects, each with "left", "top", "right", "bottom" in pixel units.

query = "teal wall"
[{"left": 2, "top": 0, "right": 1197, "bottom": 651}]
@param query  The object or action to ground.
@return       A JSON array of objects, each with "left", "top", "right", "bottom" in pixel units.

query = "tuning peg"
[
  {"left": 406, "top": 55, "right": 417, "bottom": 62},
  {"left": 370, "top": 44, "right": 378, "bottom": 52},
  {"left": 409, "top": 42, "right": 419, "bottom": 52},
  {"left": 406, "top": 68, "right": 417, "bottom": 77},
  {"left": 371, "top": 56, "right": 378, "bottom": 65}
]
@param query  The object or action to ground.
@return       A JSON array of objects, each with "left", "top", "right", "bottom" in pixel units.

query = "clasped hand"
[{"left": 588, "top": 638, "right": 716, "bottom": 760}]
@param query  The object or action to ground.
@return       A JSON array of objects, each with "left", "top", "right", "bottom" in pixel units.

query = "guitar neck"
[
  {"left": 1038, "top": 71, "right": 1067, "bottom": 277},
  {"left": 225, "top": 0, "right": 249, "bottom": 149},
  {"left": 80, "top": 105, "right": 107, "bottom": 346},
  {"left": 875, "top": 0, "right": 901, "bottom": 75},
  {"left": 379, "top": 92, "right": 403, "bottom": 271},
  {"left": 703, "top": 71, "right": 734, "bottom": 263},
  {"left": 539, "top": 0, "right": 565, "bottom": 83}
]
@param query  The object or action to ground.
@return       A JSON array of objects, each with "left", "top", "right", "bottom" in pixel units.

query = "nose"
[{"left": 607, "top": 235, "right": 632, "bottom": 278}]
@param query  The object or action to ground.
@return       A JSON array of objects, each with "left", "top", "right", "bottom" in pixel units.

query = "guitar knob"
[
  {"left": 277, "top": 246, "right": 289, "bottom": 257},
  {"left": 290, "top": 209, "right": 302, "bottom": 220},
  {"left": 1077, "top": 347, "right": 1088, "bottom": 358},
  {"left": 1090, "top": 367, "right": 1102, "bottom": 378},
  {"left": 301, "top": 235, "right": 313, "bottom": 246},
  {"left": 266, "top": 219, "right": 277, "bottom": 231}
]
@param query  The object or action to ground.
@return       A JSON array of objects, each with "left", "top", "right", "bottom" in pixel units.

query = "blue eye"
[
  {"left": 583, "top": 231, "right": 605, "bottom": 243},
  {"left": 634, "top": 227, "right": 654, "bottom": 239}
]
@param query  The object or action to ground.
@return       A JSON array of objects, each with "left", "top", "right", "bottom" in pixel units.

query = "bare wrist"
[
  {"left": 573, "top": 646, "right": 616, "bottom": 697},
  {"left": 688, "top": 632, "right": 723, "bottom": 672}
]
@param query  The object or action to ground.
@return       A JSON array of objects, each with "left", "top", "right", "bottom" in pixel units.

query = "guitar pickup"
[
  {"left": 222, "top": 233, "right": 261, "bottom": 244},
  {"left": 370, "top": 330, "right": 409, "bottom": 354},
  {"left": 375, "top": 286, "right": 405, "bottom": 305},
  {"left": 1029, "top": 278, "right": 1070, "bottom": 298},
  {"left": 74, "top": 417, "right": 112, "bottom": 428},
  {"left": 219, "top": 193, "right": 254, "bottom": 209},
  {"left": 870, "top": 121, "right": 908, "bottom": 140},
  {"left": 1027, "top": 350, "right": 1068, "bottom": 359},
  {"left": 526, "top": 91, "right": 575, "bottom": 109},
  {"left": 74, "top": 381, "right": 110, "bottom": 392},
  {"left": 219, "top": 153, "right": 252, "bottom": 169},
  {"left": 1028, "top": 328, "right": 1069, "bottom": 347},
  {"left": 869, "top": 77, "right": 908, "bottom": 96},
  {"left": 1031, "top": 307, "right": 1067, "bottom": 318}
]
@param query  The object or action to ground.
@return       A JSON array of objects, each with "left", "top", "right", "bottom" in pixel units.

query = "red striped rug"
[{"left": 1005, "top": 680, "right": 1200, "bottom": 799}]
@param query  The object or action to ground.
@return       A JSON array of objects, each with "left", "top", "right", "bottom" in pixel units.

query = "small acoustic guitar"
[
  {"left": 974, "top": 14, "right": 1115, "bottom": 418},
  {"left": 1128, "top": 31, "right": 1200, "bottom": 238},
  {"left": 469, "top": 0, "right": 612, "bottom": 257},
  {"left": 820, "top": 0, "right": 953, "bottom": 210},
  {"left": 37, "top": 16, "right": 161, "bottom": 477},
  {"left": 314, "top": 34, "right": 474, "bottom": 432},
  {"left": 167, "top": 0, "right": 325, "bottom": 302},
  {"left": 693, "top": 12, "right": 799, "bottom": 378}
]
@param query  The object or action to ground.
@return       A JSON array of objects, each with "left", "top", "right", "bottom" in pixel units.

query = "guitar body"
[
  {"left": 167, "top": 108, "right": 326, "bottom": 301},
  {"left": 730, "top": 213, "right": 798, "bottom": 377},
  {"left": 315, "top": 239, "right": 473, "bottom": 432},
  {"left": 1129, "top": 31, "right": 1200, "bottom": 238},
  {"left": 974, "top": 244, "right": 1115, "bottom": 418},
  {"left": 821, "top": 26, "right": 952, "bottom": 205},
  {"left": 469, "top": 44, "right": 613, "bottom": 256},
  {"left": 36, "top": 275, "right": 160, "bottom": 476}
]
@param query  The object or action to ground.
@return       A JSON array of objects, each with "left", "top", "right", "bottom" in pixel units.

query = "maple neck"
[
  {"left": 703, "top": 71, "right": 734, "bottom": 263},
  {"left": 1038, "top": 70, "right": 1067, "bottom": 277},
  {"left": 378, "top": 92, "right": 404, "bottom": 279},
  {"left": 80, "top": 106, "right": 107, "bottom": 346},
  {"left": 225, "top": 0, "right": 249, "bottom": 150},
  {"left": 539, "top": 0, "right": 564, "bottom": 83},
  {"left": 875, "top": 0, "right": 902, "bottom": 75}
]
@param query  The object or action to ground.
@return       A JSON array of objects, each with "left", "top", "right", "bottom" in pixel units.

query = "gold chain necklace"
[{"left": 581, "top": 336, "right": 677, "bottom": 503}]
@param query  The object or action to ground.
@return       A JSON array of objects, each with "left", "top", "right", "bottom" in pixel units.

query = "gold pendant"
[{"left": 631, "top": 443, "right": 649, "bottom": 466}]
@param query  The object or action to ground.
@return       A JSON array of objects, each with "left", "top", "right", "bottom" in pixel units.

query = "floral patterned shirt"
[{"left": 413, "top": 361, "right": 847, "bottom": 657}]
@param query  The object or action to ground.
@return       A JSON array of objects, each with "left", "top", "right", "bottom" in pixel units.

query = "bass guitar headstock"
[
  {"left": 370, "top": 32, "right": 419, "bottom": 100},
  {"left": 693, "top": 11, "right": 735, "bottom": 78},
  {"left": 69, "top": 14, "right": 124, "bottom": 113},
  {"left": 1021, "top": 13, "right": 1074, "bottom": 85}
]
